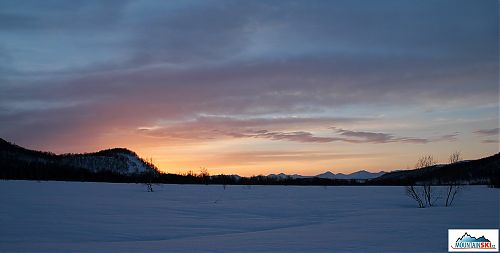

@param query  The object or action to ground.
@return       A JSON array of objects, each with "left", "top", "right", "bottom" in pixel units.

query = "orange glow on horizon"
[{"left": 21, "top": 126, "right": 499, "bottom": 178}]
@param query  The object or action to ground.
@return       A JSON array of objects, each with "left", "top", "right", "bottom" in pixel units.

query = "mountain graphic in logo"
[
  {"left": 449, "top": 229, "right": 498, "bottom": 251},
  {"left": 456, "top": 233, "right": 491, "bottom": 243}
]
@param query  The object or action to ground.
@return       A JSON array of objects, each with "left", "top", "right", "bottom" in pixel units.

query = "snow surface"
[
  {"left": 117, "top": 153, "right": 150, "bottom": 174},
  {"left": 0, "top": 181, "right": 498, "bottom": 252}
]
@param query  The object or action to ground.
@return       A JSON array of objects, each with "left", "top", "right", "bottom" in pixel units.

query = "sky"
[{"left": 0, "top": 0, "right": 498, "bottom": 176}]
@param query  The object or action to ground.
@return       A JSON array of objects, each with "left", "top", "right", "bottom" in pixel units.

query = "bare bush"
[
  {"left": 406, "top": 185, "right": 425, "bottom": 208},
  {"left": 145, "top": 182, "right": 154, "bottom": 192},
  {"left": 405, "top": 155, "right": 437, "bottom": 208},
  {"left": 445, "top": 151, "right": 463, "bottom": 207},
  {"left": 415, "top": 155, "right": 437, "bottom": 170},
  {"left": 144, "top": 157, "right": 159, "bottom": 192},
  {"left": 199, "top": 168, "right": 210, "bottom": 185},
  {"left": 144, "top": 170, "right": 158, "bottom": 192},
  {"left": 419, "top": 155, "right": 438, "bottom": 206}
]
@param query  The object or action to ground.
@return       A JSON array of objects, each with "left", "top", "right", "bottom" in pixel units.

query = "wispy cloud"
[
  {"left": 333, "top": 128, "right": 429, "bottom": 144},
  {"left": 0, "top": 0, "right": 496, "bottom": 170},
  {"left": 137, "top": 116, "right": 366, "bottom": 142},
  {"left": 474, "top": 128, "right": 499, "bottom": 136},
  {"left": 474, "top": 128, "right": 499, "bottom": 144},
  {"left": 430, "top": 132, "right": 460, "bottom": 142},
  {"left": 481, "top": 139, "right": 499, "bottom": 144},
  {"left": 230, "top": 130, "right": 341, "bottom": 143},
  {"left": 136, "top": 116, "right": 458, "bottom": 145}
]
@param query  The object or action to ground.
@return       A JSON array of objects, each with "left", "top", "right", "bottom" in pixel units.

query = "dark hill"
[
  {"left": 0, "top": 138, "right": 157, "bottom": 182},
  {"left": 371, "top": 153, "right": 500, "bottom": 185}
]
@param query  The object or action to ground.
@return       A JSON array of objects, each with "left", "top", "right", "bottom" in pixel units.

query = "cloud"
[
  {"left": 233, "top": 130, "right": 341, "bottom": 143},
  {"left": 333, "top": 128, "right": 429, "bottom": 144},
  {"left": 474, "top": 128, "right": 500, "bottom": 136},
  {"left": 136, "top": 116, "right": 458, "bottom": 145},
  {"left": 0, "top": 0, "right": 127, "bottom": 31},
  {"left": 474, "top": 128, "right": 499, "bottom": 144},
  {"left": 137, "top": 116, "right": 366, "bottom": 141},
  {"left": 481, "top": 139, "right": 499, "bottom": 144},
  {"left": 430, "top": 132, "right": 460, "bottom": 142},
  {"left": 0, "top": 0, "right": 496, "bottom": 151}
]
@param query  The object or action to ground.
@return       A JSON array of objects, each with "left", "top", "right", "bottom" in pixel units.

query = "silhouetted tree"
[
  {"left": 445, "top": 151, "right": 463, "bottom": 206},
  {"left": 143, "top": 157, "right": 159, "bottom": 192},
  {"left": 418, "top": 155, "right": 438, "bottom": 206},
  {"left": 405, "top": 155, "right": 437, "bottom": 207},
  {"left": 199, "top": 168, "right": 210, "bottom": 185},
  {"left": 406, "top": 185, "right": 425, "bottom": 208}
]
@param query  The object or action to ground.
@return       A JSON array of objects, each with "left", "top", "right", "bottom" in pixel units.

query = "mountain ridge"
[
  {"left": 269, "top": 170, "right": 386, "bottom": 180},
  {"left": 372, "top": 153, "right": 500, "bottom": 185},
  {"left": 0, "top": 138, "right": 157, "bottom": 176}
]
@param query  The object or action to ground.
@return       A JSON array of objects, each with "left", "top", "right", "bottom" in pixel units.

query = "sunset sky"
[{"left": 0, "top": 0, "right": 498, "bottom": 176}]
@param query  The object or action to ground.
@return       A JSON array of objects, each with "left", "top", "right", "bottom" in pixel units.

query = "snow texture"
[
  {"left": 0, "top": 181, "right": 498, "bottom": 252},
  {"left": 117, "top": 153, "right": 150, "bottom": 174}
]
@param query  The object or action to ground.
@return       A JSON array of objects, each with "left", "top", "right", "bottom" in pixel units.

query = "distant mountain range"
[
  {"left": 317, "top": 170, "right": 386, "bottom": 180},
  {"left": 268, "top": 170, "right": 386, "bottom": 180}
]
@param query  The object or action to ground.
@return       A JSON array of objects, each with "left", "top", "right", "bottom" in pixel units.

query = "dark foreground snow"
[{"left": 0, "top": 181, "right": 498, "bottom": 252}]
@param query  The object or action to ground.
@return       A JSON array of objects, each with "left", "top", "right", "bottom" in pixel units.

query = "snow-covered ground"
[{"left": 0, "top": 181, "right": 498, "bottom": 252}]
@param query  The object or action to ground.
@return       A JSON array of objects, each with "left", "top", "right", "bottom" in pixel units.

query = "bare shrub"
[
  {"left": 445, "top": 151, "right": 463, "bottom": 207},
  {"left": 142, "top": 158, "right": 159, "bottom": 192},
  {"left": 418, "top": 155, "right": 438, "bottom": 206},
  {"left": 405, "top": 155, "right": 437, "bottom": 208},
  {"left": 199, "top": 168, "right": 210, "bottom": 185},
  {"left": 406, "top": 185, "right": 425, "bottom": 208},
  {"left": 145, "top": 182, "right": 154, "bottom": 192},
  {"left": 144, "top": 170, "right": 158, "bottom": 192}
]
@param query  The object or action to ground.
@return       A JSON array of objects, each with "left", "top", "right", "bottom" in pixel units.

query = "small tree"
[
  {"left": 144, "top": 169, "right": 159, "bottom": 192},
  {"left": 405, "top": 155, "right": 437, "bottom": 207},
  {"left": 199, "top": 168, "right": 210, "bottom": 185},
  {"left": 143, "top": 157, "right": 159, "bottom": 192},
  {"left": 145, "top": 181, "right": 154, "bottom": 192},
  {"left": 418, "top": 155, "right": 438, "bottom": 206},
  {"left": 445, "top": 151, "right": 463, "bottom": 207},
  {"left": 406, "top": 184, "right": 425, "bottom": 208}
]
